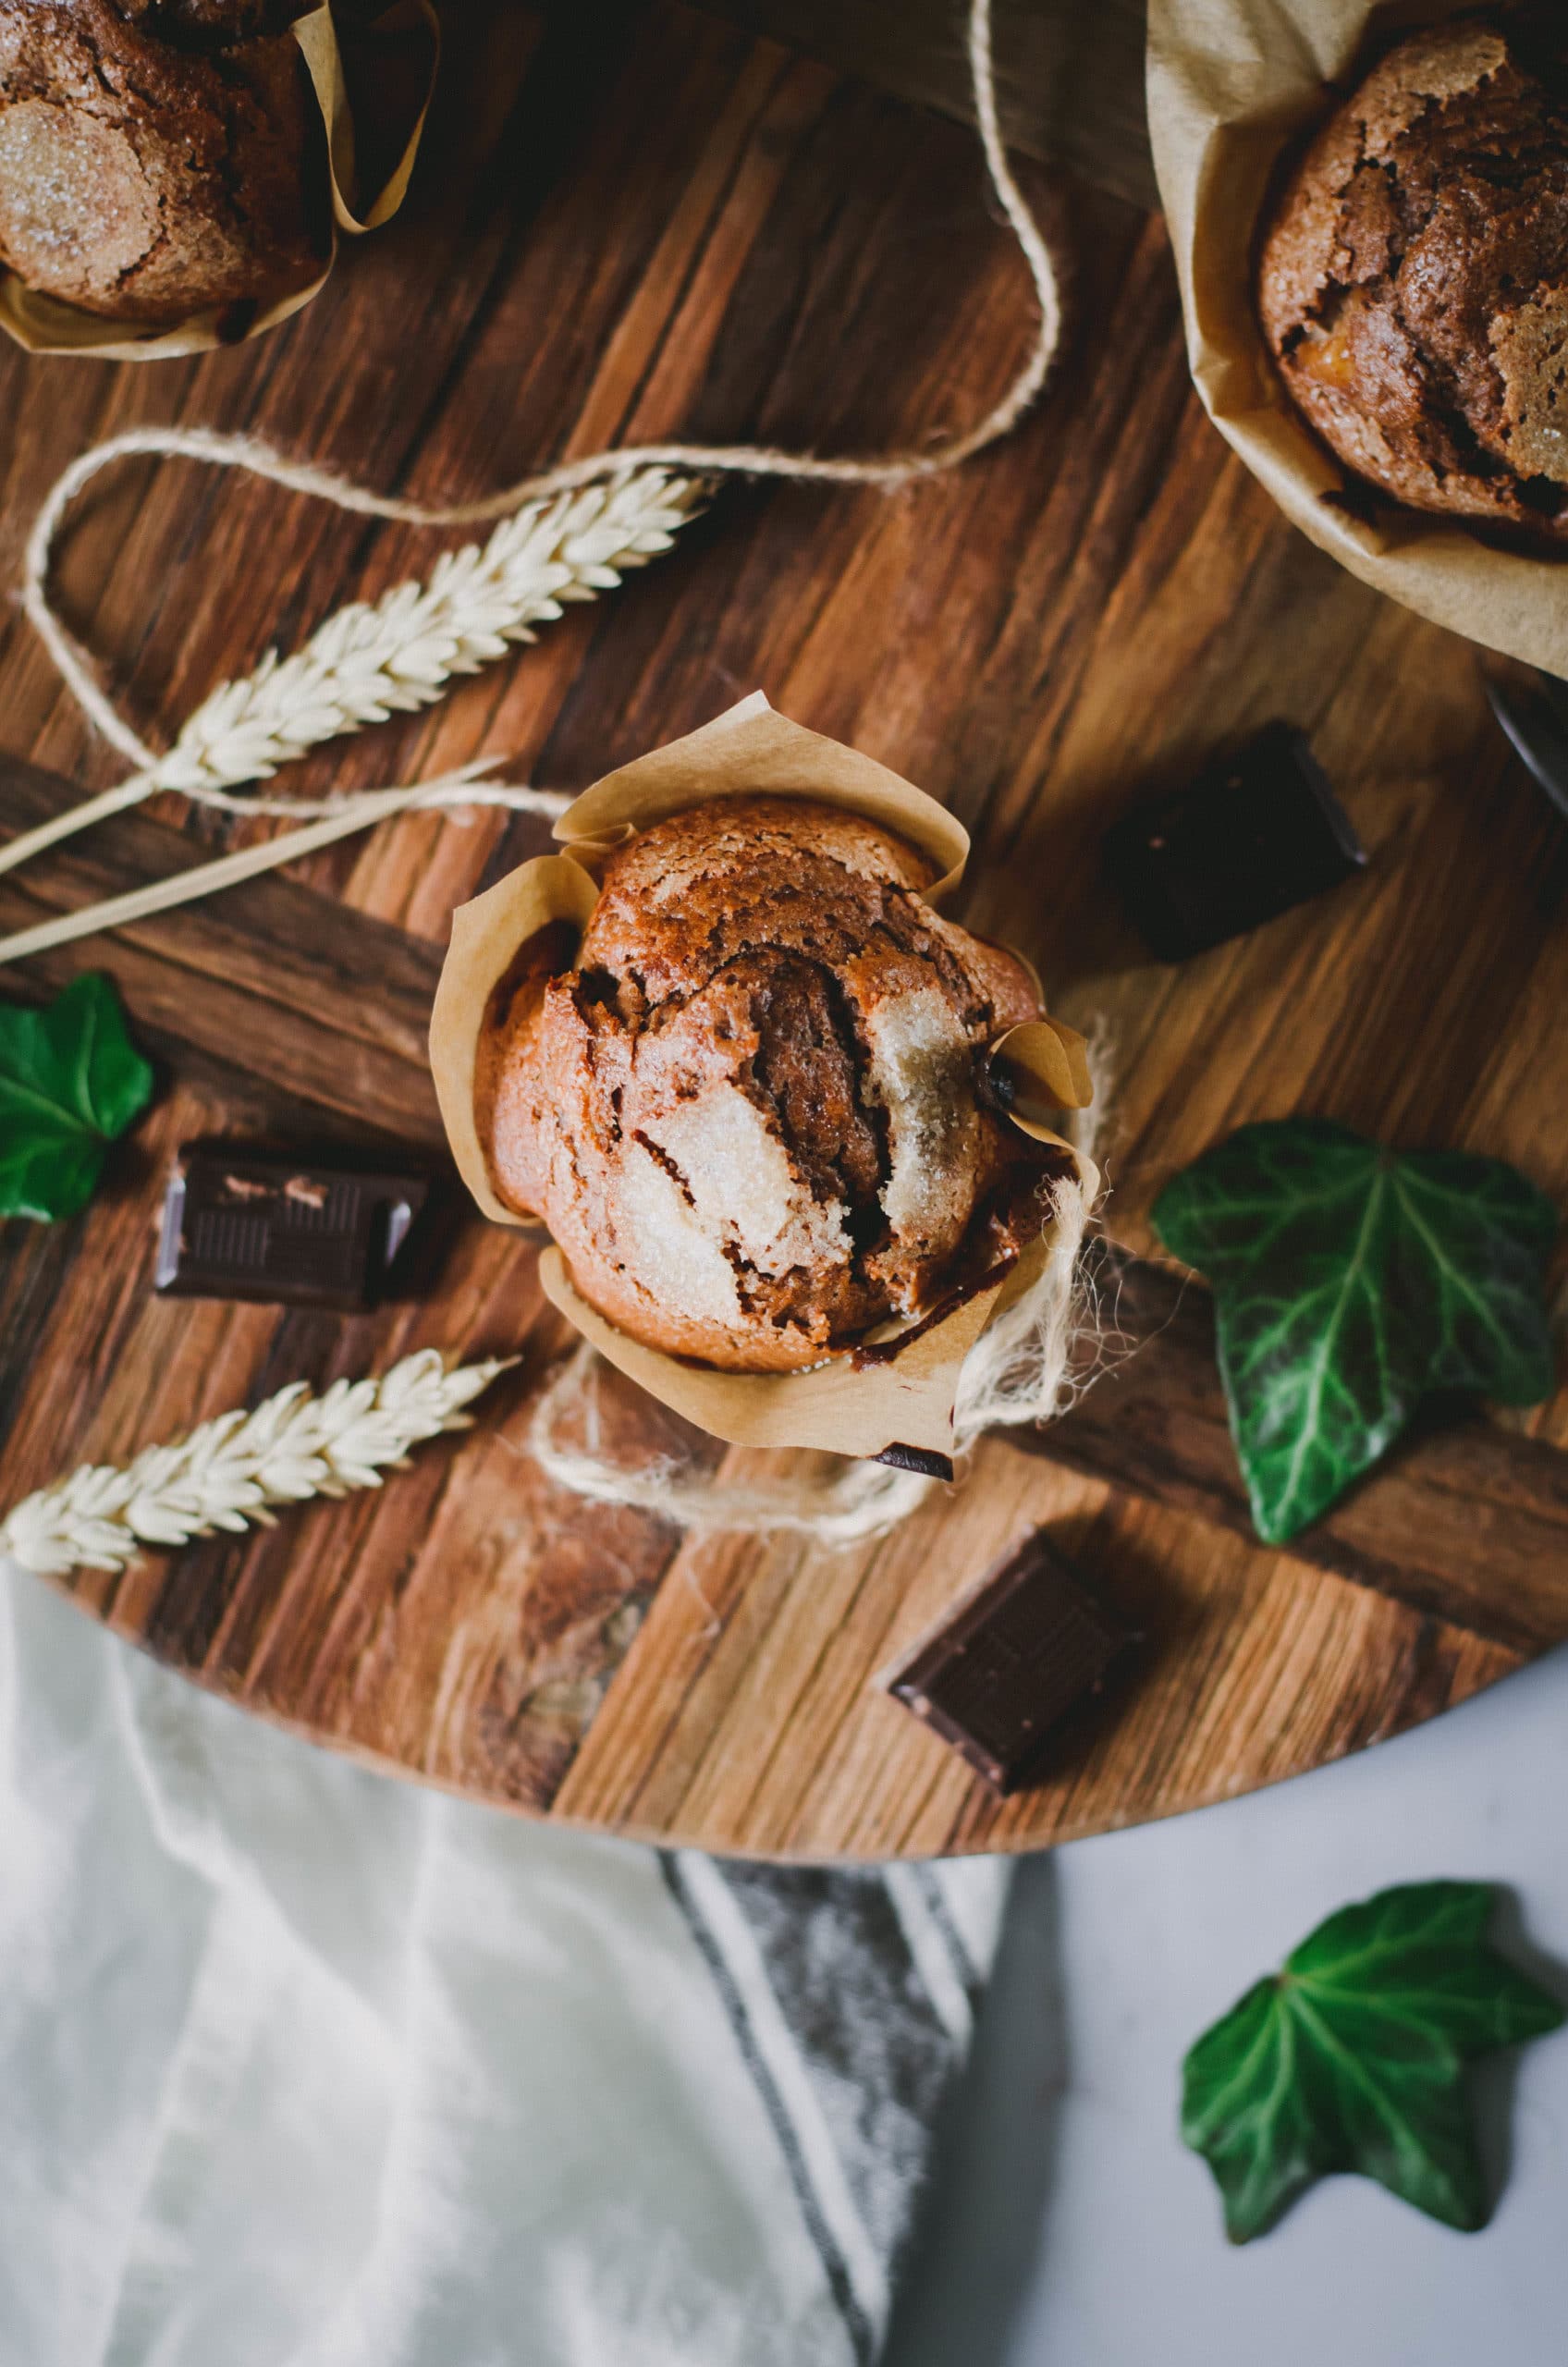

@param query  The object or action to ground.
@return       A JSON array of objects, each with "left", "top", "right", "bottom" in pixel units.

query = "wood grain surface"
[
  {"left": 689, "top": 0, "right": 1157, "bottom": 207},
  {"left": 0, "top": 0, "right": 1563, "bottom": 1859}
]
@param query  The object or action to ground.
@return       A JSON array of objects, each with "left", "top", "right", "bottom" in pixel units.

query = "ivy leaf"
[
  {"left": 1152, "top": 1120, "right": 1558, "bottom": 1543},
  {"left": 0, "top": 973, "right": 154, "bottom": 1222},
  {"left": 1182, "top": 1881, "right": 1564, "bottom": 2243}
]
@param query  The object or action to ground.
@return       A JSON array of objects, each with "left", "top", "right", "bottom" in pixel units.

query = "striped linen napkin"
[{"left": 0, "top": 1562, "right": 1006, "bottom": 2367}]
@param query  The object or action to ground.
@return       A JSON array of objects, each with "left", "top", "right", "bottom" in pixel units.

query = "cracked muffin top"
[
  {"left": 0, "top": 0, "right": 323, "bottom": 327},
  {"left": 1256, "top": 10, "right": 1568, "bottom": 536},
  {"left": 477, "top": 795, "right": 1060, "bottom": 1373}
]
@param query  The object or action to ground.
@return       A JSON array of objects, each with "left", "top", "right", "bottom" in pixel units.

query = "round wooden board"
[{"left": 3, "top": 1, "right": 1566, "bottom": 1860}]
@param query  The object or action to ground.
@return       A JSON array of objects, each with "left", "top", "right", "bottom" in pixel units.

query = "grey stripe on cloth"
[
  {"left": 663, "top": 1850, "right": 990, "bottom": 2363},
  {"left": 912, "top": 1863, "right": 988, "bottom": 1999},
  {"left": 882, "top": 1866, "right": 975, "bottom": 2049},
  {"left": 661, "top": 1855, "right": 882, "bottom": 2364}
]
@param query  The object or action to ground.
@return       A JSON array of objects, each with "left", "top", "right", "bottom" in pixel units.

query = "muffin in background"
[
  {"left": 0, "top": 0, "right": 325, "bottom": 327},
  {"left": 1256, "top": 11, "right": 1568, "bottom": 537},
  {"left": 478, "top": 794, "right": 1060, "bottom": 1374}
]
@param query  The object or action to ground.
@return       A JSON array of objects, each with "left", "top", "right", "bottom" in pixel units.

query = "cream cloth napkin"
[{"left": 0, "top": 1562, "right": 1005, "bottom": 2367}]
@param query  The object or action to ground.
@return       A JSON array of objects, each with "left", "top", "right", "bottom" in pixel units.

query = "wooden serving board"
[{"left": 1, "top": 0, "right": 1565, "bottom": 1860}]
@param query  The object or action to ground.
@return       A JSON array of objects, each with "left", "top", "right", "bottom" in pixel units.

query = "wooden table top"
[{"left": 0, "top": 0, "right": 1564, "bottom": 1860}]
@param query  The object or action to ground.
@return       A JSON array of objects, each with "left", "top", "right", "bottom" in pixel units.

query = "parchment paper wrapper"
[
  {"left": 430, "top": 693, "right": 1098, "bottom": 1463},
  {"left": 0, "top": 0, "right": 437, "bottom": 361},
  {"left": 1147, "top": 0, "right": 1568, "bottom": 674}
]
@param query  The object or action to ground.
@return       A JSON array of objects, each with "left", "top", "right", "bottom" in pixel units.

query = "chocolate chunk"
[
  {"left": 154, "top": 1145, "right": 431, "bottom": 1312},
  {"left": 875, "top": 1442, "right": 956, "bottom": 1483},
  {"left": 851, "top": 1253, "right": 1019, "bottom": 1370},
  {"left": 1106, "top": 724, "right": 1366, "bottom": 962},
  {"left": 886, "top": 1530, "right": 1133, "bottom": 1794}
]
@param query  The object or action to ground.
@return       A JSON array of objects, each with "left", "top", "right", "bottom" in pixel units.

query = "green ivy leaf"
[
  {"left": 1152, "top": 1120, "right": 1558, "bottom": 1543},
  {"left": 1182, "top": 1881, "right": 1564, "bottom": 2243},
  {"left": 0, "top": 973, "right": 154, "bottom": 1222}
]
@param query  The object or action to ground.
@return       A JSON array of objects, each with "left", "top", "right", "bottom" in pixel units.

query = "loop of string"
[
  {"left": 18, "top": 0, "right": 1058, "bottom": 829},
  {"left": 1, "top": 0, "right": 1105, "bottom": 1546}
]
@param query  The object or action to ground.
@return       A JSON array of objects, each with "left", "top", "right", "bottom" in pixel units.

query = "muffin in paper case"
[{"left": 429, "top": 693, "right": 1098, "bottom": 1464}]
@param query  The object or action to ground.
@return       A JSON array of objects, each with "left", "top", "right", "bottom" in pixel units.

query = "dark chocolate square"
[
  {"left": 886, "top": 1530, "right": 1133, "bottom": 1795},
  {"left": 154, "top": 1147, "right": 431, "bottom": 1313},
  {"left": 1105, "top": 723, "right": 1366, "bottom": 962}
]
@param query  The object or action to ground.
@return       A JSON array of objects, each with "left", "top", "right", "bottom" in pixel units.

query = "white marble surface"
[{"left": 885, "top": 1644, "right": 1568, "bottom": 2367}]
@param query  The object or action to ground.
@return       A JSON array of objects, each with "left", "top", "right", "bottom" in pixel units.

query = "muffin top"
[
  {"left": 0, "top": 0, "right": 323, "bottom": 326},
  {"left": 478, "top": 795, "right": 1055, "bottom": 1373},
  {"left": 1256, "top": 11, "right": 1568, "bottom": 534}
]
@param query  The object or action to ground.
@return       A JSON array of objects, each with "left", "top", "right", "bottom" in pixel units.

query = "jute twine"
[
  {"left": 5, "top": 0, "right": 1060, "bottom": 941},
  {"left": 6, "top": 0, "right": 1105, "bottom": 1543}
]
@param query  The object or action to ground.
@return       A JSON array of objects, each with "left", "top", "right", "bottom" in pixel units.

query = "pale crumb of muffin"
[
  {"left": 642, "top": 1085, "right": 852, "bottom": 1284},
  {"left": 860, "top": 986, "right": 980, "bottom": 1268}
]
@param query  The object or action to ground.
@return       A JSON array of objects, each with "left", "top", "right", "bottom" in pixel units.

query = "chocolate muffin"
[
  {"left": 479, "top": 796, "right": 1059, "bottom": 1373},
  {"left": 1257, "top": 12, "right": 1568, "bottom": 534},
  {"left": 0, "top": 0, "right": 323, "bottom": 327}
]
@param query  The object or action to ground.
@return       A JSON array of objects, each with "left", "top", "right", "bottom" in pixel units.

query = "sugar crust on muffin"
[
  {"left": 0, "top": 0, "right": 323, "bottom": 325},
  {"left": 477, "top": 794, "right": 1059, "bottom": 1373}
]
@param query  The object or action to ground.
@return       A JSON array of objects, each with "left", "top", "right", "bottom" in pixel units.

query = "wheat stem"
[{"left": 0, "top": 767, "right": 568, "bottom": 965}]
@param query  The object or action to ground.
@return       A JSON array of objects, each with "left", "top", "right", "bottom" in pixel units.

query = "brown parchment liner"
[
  {"left": 0, "top": 0, "right": 437, "bottom": 361},
  {"left": 430, "top": 693, "right": 1099, "bottom": 1462},
  {"left": 1146, "top": 0, "right": 1568, "bottom": 674}
]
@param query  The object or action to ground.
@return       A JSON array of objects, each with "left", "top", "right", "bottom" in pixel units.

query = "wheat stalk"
[
  {"left": 8, "top": 0, "right": 1054, "bottom": 934},
  {"left": 0, "top": 1349, "right": 512, "bottom": 1578},
  {"left": 0, "top": 464, "right": 704, "bottom": 887},
  {"left": 153, "top": 470, "right": 703, "bottom": 798}
]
